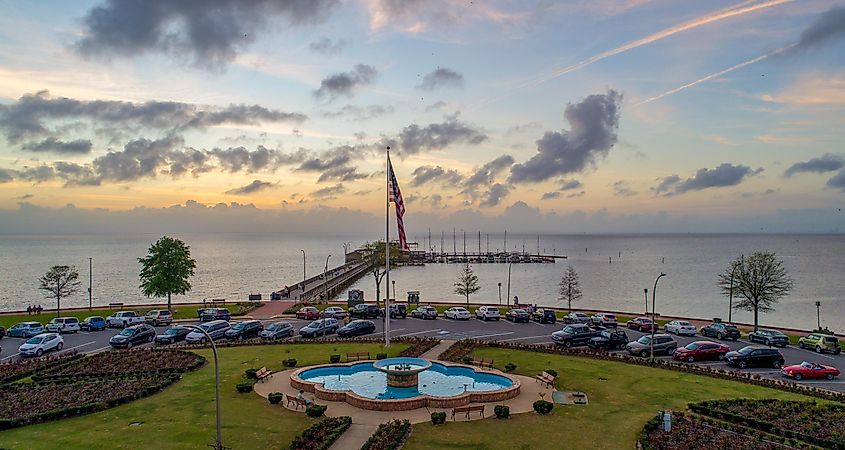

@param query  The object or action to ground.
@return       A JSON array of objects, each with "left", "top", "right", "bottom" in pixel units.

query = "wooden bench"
[
  {"left": 346, "top": 351, "right": 370, "bottom": 362},
  {"left": 535, "top": 371, "right": 556, "bottom": 387},
  {"left": 471, "top": 358, "right": 494, "bottom": 369},
  {"left": 255, "top": 367, "right": 271, "bottom": 382},
  {"left": 286, "top": 394, "right": 309, "bottom": 410},
  {"left": 108, "top": 302, "right": 124, "bottom": 309},
  {"left": 451, "top": 405, "right": 485, "bottom": 421}
]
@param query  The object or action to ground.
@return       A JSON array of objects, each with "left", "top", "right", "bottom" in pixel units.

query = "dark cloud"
[
  {"left": 317, "top": 166, "right": 367, "bottom": 183},
  {"left": 15, "top": 193, "right": 34, "bottom": 200},
  {"left": 311, "top": 183, "right": 345, "bottom": 198},
  {"left": 385, "top": 115, "right": 487, "bottom": 155},
  {"left": 322, "top": 104, "right": 394, "bottom": 121},
  {"left": 567, "top": 191, "right": 585, "bottom": 198},
  {"left": 208, "top": 145, "right": 302, "bottom": 173},
  {"left": 827, "top": 169, "right": 845, "bottom": 191},
  {"left": 510, "top": 90, "right": 622, "bottom": 183},
  {"left": 410, "top": 165, "right": 464, "bottom": 186},
  {"left": 656, "top": 164, "right": 763, "bottom": 196},
  {"left": 559, "top": 179, "right": 582, "bottom": 191},
  {"left": 75, "top": 0, "right": 339, "bottom": 70},
  {"left": 314, "top": 64, "right": 378, "bottom": 100},
  {"left": 225, "top": 180, "right": 274, "bottom": 195},
  {"left": 308, "top": 37, "right": 348, "bottom": 55},
  {"left": 0, "top": 168, "right": 13, "bottom": 183},
  {"left": 479, "top": 183, "right": 510, "bottom": 207},
  {"left": 296, "top": 145, "right": 370, "bottom": 183},
  {"left": 541, "top": 191, "right": 560, "bottom": 200},
  {"left": 612, "top": 180, "right": 637, "bottom": 197},
  {"left": 792, "top": 5, "right": 845, "bottom": 53},
  {"left": 784, "top": 154, "right": 845, "bottom": 177},
  {"left": 652, "top": 175, "right": 681, "bottom": 195},
  {"left": 417, "top": 68, "right": 464, "bottom": 90},
  {"left": 464, "top": 155, "right": 514, "bottom": 188},
  {"left": 21, "top": 137, "right": 93, "bottom": 154}
]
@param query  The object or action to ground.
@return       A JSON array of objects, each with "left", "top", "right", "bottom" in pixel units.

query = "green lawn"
[
  {"left": 404, "top": 347, "right": 816, "bottom": 450},
  {"left": 0, "top": 342, "right": 407, "bottom": 450}
]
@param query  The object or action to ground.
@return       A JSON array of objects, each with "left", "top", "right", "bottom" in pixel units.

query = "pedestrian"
[
  {"left": 513, "top": 295, "right": 519, "bottom": 306},
  {"left": 26, "top": 305, "right": 32, "bottom": 315},
  {"left": 36, "top": 304, "right": 42, "bottom": 315}
]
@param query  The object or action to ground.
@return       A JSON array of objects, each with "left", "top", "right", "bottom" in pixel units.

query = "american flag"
[{"left": 388, "top": 156, "right": 409, "bottom": 250}]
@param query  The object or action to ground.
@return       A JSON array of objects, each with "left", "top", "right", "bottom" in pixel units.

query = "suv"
[
  {"left": 700, "top": 322, "right": 740, "bottom": 341},
  {"left": 225, "top": 320, "right": 264, "bottom": 340},
  {"left": 349, "top": 304, "right": 381, "bottom": 319},
  {"left": 725, "top": 346, "right": 784, "bottom": 369},
  {"left": 80, "top": 316, "right": 107, "bottom": 332},
  {"left": 200, "top": 308, "right": 231, "bottom": 323},
  {"left": 591, "top": 313, "right": 618, "bottom": 328},
  {"left": 109, "top": 324, "right": 156, "bottom": 349},
  {"left": 626, "top": 334, "right": 677, "bottom": 357},
  {"left": 552, "top": 324, "right": 598, "bottom": 348},
  {"left": 532, "top": 309, "right": 557, "bottom": 324},
  {"left": 588, "top": 329, "right": 629, "bottom": 350},
  {"left": 260, "top": 322, "right": 294, "bottom": 340},
  {"left": 45, "top": 317, "right": 81, "bottom": 334},
  {"left": 563, "top": 312, "right": 592, "bottom": 324},
  {"left": 299, "top": 318, "right": 340, "bottom": 338},
  {"left": 383, "top": 304, "right": 407, "bottom": 319},
  {"left": 748, "top": 329, "right": 789, "bottom": 348},
  {"left": 106, "top": 311, "right": 145, "bottom": 328},
  {"left": 476, "top": 306, "right": 501, "bottom": 321},
  {"left": 799, "top": 333, "right": 841, "bottom": 354},
  {"left": 185, "top": 320, "right": 230, "bottom": 344},
  {"left": 144, "top": 310, "right": 173, "bottom": 326},
  {"left": 411, "top": 306, "right": 438, "bottom": 319},
  {"left": 7, "top": 322, "right": 45, "bottom": 338}
]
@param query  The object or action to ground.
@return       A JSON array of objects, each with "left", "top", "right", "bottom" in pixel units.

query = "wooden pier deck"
[{"left": 275, "top": 261, "right": 370, "bottom": 302}]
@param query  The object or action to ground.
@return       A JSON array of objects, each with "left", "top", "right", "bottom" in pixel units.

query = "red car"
[
  {"left": 296, "top": 306, "right": 320, "bottom": 320},
  {"left": 673, "top": 341, "right": 730, "bottom": 362},
  {"left": 626, "top": 317, "right": 658, "bottom": 332},
  {"left": 782, "top": 361, "right": 841, "bottom": 381}
]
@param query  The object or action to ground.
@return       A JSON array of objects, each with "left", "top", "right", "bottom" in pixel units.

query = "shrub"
[
  {"left": 306, "top": 404, "right": 328, "bottom": 418},
  {"left": 329, "top": 354, "right": 341, "bottom": 363},
  {"left": 289, "top": 416, "right": 351, "bottom": 450},
  {"left": 376, "top": 353, "right": 388, "bottom": 360},
  {"left": 431, "top": 412, "right": 446, "bottom": 425},
  {"left": 282, "top": 358, "right": 298, "bottom": 368},
  {"left": 494, "top": 405, "right": 510, "bottom": 419},
  {"left": 504, "top": 362, "right": 517, "bottom": 372},
  {"left": 245, "top": 368, "right": 258, "bottom": 379},
  {"left": 533, "top": 400, "right": 553, "bottom": 415},
  {"left": 361, "top": 419, "right": 412, "bottom": 450},
  {"left": 236, "top": 382, "right": 254, "bottom": 393},
  {"left": 462, "top": 356, "right": 473, "bottom": 364},
  {"left": 268, "top": 392, "right": 284, "bottom": 405},
  {"left": 545, "top": 369, "right": 558, "bottom": 377}
]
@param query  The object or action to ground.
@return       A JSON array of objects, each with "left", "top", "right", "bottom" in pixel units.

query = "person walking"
[{"left": 27, "top": 305, "right": 32, "bottom": 315}]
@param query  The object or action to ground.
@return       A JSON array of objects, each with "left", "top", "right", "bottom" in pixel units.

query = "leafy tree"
[
  {"left": 558, "top": 265, "right": 582, "bottom": 312},
  {"left": 717, "top": 251, "right": 795, "bottom": 331},
  {"left": 454, "top": 264, "right": 481, "bottom": 307},
  {"left": 39, "top": 265, "right": 81, "bottom": 317},
  {"left": 138, "top": 236, "right": 197, "bottom": 311},
  {"left": 362, "top": 241, "right": 406, "bottom": 308}
]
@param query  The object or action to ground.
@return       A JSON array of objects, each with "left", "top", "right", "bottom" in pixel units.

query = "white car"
[
  {"left": 19, "top": 333, "right": 64, "bottom": 357},
  {"left": 591, "top": 313, "right": 618, "bottom": 328},
  {"left": 444, "top": 307, "right": 471, "bottom": 320},
  {"left": 45, "top": 317, "right": 81, "bottom": 334},
  {"left": 664, "top": 320, "right": 696, "bottom": 336},
  {"left": 106, "top": 311, "right": 145, "bottom": 328},
  {"left": 476, "top": 306, "right": 501, "bottom": 321}
]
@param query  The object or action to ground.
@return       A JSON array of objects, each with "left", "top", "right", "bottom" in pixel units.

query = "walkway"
[
  {"left": 249, "top": 301, "right": 296, "bottom": 320},
  {"left": 419, "top": 339, "right": 456, "bottom": 360},
  {"left": 327, "top": 423, "right": 376, "bottom": 450}
]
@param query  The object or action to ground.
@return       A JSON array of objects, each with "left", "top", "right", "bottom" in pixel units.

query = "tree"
[
  {"left": 717, "top": 251, "right": 795, "bottom": 331},
  {"left": 454, "top": 264, "right": 481, "bottom": 307},
  {"left": 558, "top": 265, "right": 582, "bottom": 312},
  {"left": 362, "top": 241, "right": 407, "bottom": 308},
  {"left": 39, "top": 265, "right": 81, "bottom": 317},
  {"left": 138, "top": 236, "right": 197, "bottom": 311}
]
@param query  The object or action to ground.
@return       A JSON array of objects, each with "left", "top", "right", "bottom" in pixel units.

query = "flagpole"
[{"left": 385, "top": 146, "right": 391, "bottom": 348}]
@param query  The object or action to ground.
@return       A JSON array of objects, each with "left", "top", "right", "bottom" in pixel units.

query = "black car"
[
  {"left": 224, "top": 320, "right": 264, "bottom": 340},
  {"left": 155, "top": 326, "right": 191, "bottom": 345},
  {"left": 0, "top": 326, "right": 5, "bottom": 339},
  {"left": 506, "top": 309, "right": 530, "bottom": 323},
  {"left": 109, "top": 324, "right": 156, "bottom": 349},
  {"left": 350, "top": 303, "right": 381, "bottom": 319},
  {"left": 588, "top": 329, "right": 629, "bottom": 351},
  {"left": 532, "top": 309, "right": 557, "bottom": 324},
  {"left": 748, "top": 329, "right": 789, "bottom": 347},
  {"left": 200, "top": 308, "right": 231, "bottom": 322},
  {"left": 551, "top": 324, "right": 598, "bottom": 347},
  {"left": 381, "top": 304, "right": 407, "bottom": 319},
  {"left": 700, "top": 322, "right": 740, "bottom": 341},
  {"left": 725, "top": 346, "right": 784, "bottom": 369},
  {"left": 337, "top": 320, "right": 376, "bottom": 338}
]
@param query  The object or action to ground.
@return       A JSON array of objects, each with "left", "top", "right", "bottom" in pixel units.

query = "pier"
[
  {"left": 276, "top": 261, "right": 370, "bottom": 302},
  {"left": 409, "top": 251, "right": 563, "bottom": 264}
]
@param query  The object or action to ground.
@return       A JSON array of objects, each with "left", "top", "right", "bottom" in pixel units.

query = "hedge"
[
  {"left": 361, "top": 419, "right": 412, "bottom": 450},
  {"left": 289, "top": 416, "right": 352, "bottom": 450}
]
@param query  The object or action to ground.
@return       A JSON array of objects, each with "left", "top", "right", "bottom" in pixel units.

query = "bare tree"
[
  {"left": 454, "top": 264, "right": 481, "bottom": 307},
  {"left": 362, "top": 241, "right": 406, "bottom": 308},
  {"left": 559, "top": 265, "right": 583, "bottom": 312},
  {"left": 717, "top": 251, "right": 795, "bottom": 331},
  {"left": 39, "top": 265, "right": 81, "bottom": 317}
]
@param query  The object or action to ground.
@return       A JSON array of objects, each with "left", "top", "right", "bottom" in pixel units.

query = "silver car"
[
  {"left": 626, "top": 334, "right": 678, "bottom": 357},
  {"left": 260, "top": 322, "right": 294, "bottom": 340},
  {"left": 322, "top": 307, "right": 347, "bottom": 319}
]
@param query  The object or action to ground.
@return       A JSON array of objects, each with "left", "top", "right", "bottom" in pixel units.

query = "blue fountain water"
[{"left": 299, "top": 361, "right": 513, "bottom": 400}]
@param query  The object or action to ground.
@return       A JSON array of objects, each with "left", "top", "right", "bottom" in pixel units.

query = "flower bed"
[
  {"left": 642, "top": 412, "right": 794, "bottom": 450},
  {"left": 289, "top": 416, "right": 352, "bottom": 450},
  {"left": 173, "top": 336, "right": 437, "bottom": 354},
  {"left": 0, "top": 352, "right": 82, "bottom": 385},
  {"left": 34, "top": 349, "right": 204, "bottom": 380},
  {"left": 362, "top": 419, "right": 411, "bottom": 450}
]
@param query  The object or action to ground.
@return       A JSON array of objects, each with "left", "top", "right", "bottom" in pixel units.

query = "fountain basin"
[{"left": 373, "top": 357, "right": 432, "bottom": 387}]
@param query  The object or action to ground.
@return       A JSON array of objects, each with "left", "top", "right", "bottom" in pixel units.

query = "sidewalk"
[
  {"left": 419, "top": 339, "right": 456, "bottom": 360},
  {"left": 328, "top": 423, "right": 376, "bottom": 450},
  {"left": 250, "top": 301, "right": 296, "bottom": 319}
]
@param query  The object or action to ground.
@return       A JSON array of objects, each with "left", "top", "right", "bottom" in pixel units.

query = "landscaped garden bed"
[
  {"left": 0, "top": 352, "right": 83, "bottom": 385},
  {"left": 174, "top": 336, "right": 438, "bottom": 357},
  {"left": 642, "top": 412, "right": 796, "bottom": 450},
  {"left": 362, "top": 419, "right": 412, "bottom": 450},
  {"left": 289, "top": 416, "right": 352, "bottom": 450},
  {"left": 33, "top": 349, "right": 204, "bottom": 380}
]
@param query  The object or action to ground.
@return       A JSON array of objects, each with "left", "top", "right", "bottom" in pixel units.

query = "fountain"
[{"left": 372, "top": 357, "right": 432, "bottom": 388}]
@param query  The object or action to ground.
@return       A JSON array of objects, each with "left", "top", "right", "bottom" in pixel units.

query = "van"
[{"left": 186, "top": 320, "right": 230, "bottom": 343}]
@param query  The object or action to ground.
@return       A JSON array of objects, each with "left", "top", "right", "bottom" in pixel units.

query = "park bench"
[
  {"left": 346, "top": 351, "right": 370, "bottom": 362},
  {"left": 285, "top": 394, "right": 309, "bottom": 410},
  {"left": 108, "top": 302, "right": 124, "bottom": 309},
  {"left": 535, "top": 371, "right": 556, "bottom": 388},
  {"left": 255, "top": 367, "right": 271, "bottom": 383},
  {"left": 471, "top": 358, "right": 494, "bottom": 369},
  {"left": 451, "top": 405, "right": 485, "bottom": 421}
]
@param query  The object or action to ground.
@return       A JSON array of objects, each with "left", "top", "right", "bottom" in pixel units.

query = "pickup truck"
[
  {"left": 106, "top": 311, "right": 145, "bottom": 328},
  {"left": 552, "top": 323, "right": 600, "bottom": 348}
]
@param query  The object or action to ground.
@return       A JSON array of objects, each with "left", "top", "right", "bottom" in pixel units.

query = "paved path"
[
  {"left": 419, "top": 339, "right": 455, "bottom": 360},
  {"left": 250, "top": 301, "right": 295, "bottom": 319},
  {"left": 328, "top": 423, "right": 376, "bottom": 450}
]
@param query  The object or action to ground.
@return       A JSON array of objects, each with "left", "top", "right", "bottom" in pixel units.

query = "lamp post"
[
  {"left": 498, "top": 282, "right": 502, "bottom": 305},
  {"left": 815, "top": 301, "right": 821, "bottom": 330},
  {"left": 728, "top": 256, "right": 742, "bottom": 323},
  {"left": 392, "top": 280, "right": 396, "bottom": 301},
  {"left": 88, "top": 257, "right": 93, "bottom": 311},
  {"left": 301, "top": 249, "right": 306, "bottom": 280},
  {"left": 506, "top": 263, "right": 512, "bottom": 306},
  {"left": 181, "top": 324, "right": 222, "bottom": 450},
  {"left": 650, "top": 272, "right": 667, "bottom": 361},
  {"left": 643, "top": 288, "right": 648, "bottom": 315},
  {"left": 323, "top": 255, "right": 331, "bottom": 303}
]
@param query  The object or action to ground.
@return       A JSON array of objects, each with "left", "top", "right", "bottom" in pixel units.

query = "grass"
[
  {"left": 0, "top": 342, "right": 408, "bottom": 450},
  {"left": 403, "top": 347, "right": 817, "bottom": 450}
]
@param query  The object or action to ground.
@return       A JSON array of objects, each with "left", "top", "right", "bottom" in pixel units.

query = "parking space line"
[
  {"left": 472, "top": 332, "right": 516, "bottom": 340},
  {"left": 397, "top": 329, "right": 441, "bottom": 337},
  {"left": 0, "top": 352, "right": 21, "bottom": 361},
  {"left": 499, "top": 334, "right": 551, "bottom": 342},
  {"left": 789, "top": 346, "right": 835, "bottom": 360},
  {"left": 64, "top": 341, "right": 97, "bottom": 352}
]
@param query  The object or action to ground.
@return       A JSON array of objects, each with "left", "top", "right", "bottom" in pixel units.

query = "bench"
[
  {"left": 255, "top": 367, "right": 271, "bottom": 382},
  {"left": 471, "top": 358, "right": 494, "bottom": 369},
  {"left": 451, "top": 405, "right": 485, "bottom": 421},
  {"left": 535, "top": 371, "right": 556, "bottom": 388},
  {"left": 346, "top": 351, "right": 370, "bottom": 362},
  {"left": 285, "top": 394, "right": 310, "bottom": 410},
  {"left": 108, "top": 302, "right": 124, "bottom": 309}
]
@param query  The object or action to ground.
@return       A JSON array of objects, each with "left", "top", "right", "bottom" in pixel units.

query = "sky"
[{"left": 0, "top": 0, "right": 844, "bottom": 234}]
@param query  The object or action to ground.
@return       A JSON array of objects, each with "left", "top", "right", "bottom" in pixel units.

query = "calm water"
[{"left": 1, "top": 233, "right": 843, "bottom": 332}]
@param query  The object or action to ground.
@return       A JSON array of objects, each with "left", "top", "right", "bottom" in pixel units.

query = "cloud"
[
  {"left": 652, "top": 175, "right": 681, "bottom": 195},
  {"left": 208, "top": 145, "right": 302, "bottom": 173},
  {"left": 464, "top": 155, "right": 514, "bottom": 188},
  {"left": 322, "top": 104, "right": 394, "bottom": 121},
  {"left": 827, "top": 169, "right": 845, "bottom": 191},
  {"left": 308, "top": 37, "right": 349, "bottom": 55},
  {"left": 411, "top": 165, "right": 464, "bottom": 186},
  {"left": 559, "top": 179, "right": 583, "bottom": 191},
  {"left": 225, "top": 180, "right": 274, "bottom": 195},
  {"left": 417, "top": 68, "right": 464, "bottom": 90},
  {"left": 425, "top": 101, "right": 448, "bottom": 112},
  {"left": 317, "top": 166, "right": 367, "bottom": 183},
  {"left": 0, "top": 168, "right": 13, "bottom": 183},
  {"left": 314, "top": 64, "right": 378, "bottom": 100},
  {"left": 656, "top": 163, "right": 763, "bottom": 196},
  {"left": 21, "top": 137, "right": 93, "bottom": 154},
  {"left": 385, "top": 114, "right": 487, "bottom": 155},
  {"left": 784, "top": 154, "right": 845, "bottom": 177},
  {"left": 541, "top": 191, "right": 560, "bottom": 200},
  {"left": 792, "top": 5, "right": 845, "bottom": 53},
  {"left": 510, "top": 90, "right": 622, "bottom": 183},
  {"left": 612, "top": 180, "right": 637, "bottom": 197},
  {"left": 15, "top": 193, "right": 34, "bottom": 200},
  {"left": 479, "top": 183, "right": 510, "bottom": 207},
  {"left": 311, "top": 183, "right": 346, "bottom": 198},
  {"left": 75, "top": 0, "right": 340, "bottom": 70}
]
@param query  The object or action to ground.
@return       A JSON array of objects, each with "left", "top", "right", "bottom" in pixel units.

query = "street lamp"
[
  {"left": 323, "top": 255, "right": 331, "bottom": 303},
  {"left": 650, "top": 272, "right": 667, "bottom": 361},
  {"left": 342, "top": 242, "right": 352, "bottom": 258},
  {"left": 506, "top": 263, "right": 512, "bottom": 306},
  {"left": 300, "top": 249, "right": 306, "bottom": 280},
  {"left": 815, "top": 301, "right": 821, "bottom": 330},
  {"left": 181, "top": 324, "right": 222, "bottom": 450},
  {"left": 728, "top": 256, "right": 743, "bottom": 323},
  {"left": 643, "top": 288, "right": 648, "bottom": 315},
  {"left": 498, "top": 282, "right": 502, "bottom": 305},
  {"left": 391, "top": 280, "right": 396, "bottom": 301}
]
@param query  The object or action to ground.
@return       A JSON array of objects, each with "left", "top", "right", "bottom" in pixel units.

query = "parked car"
[
  {"left": 664, "top": 320, "right": 696, "bottom": 336},
  {"left": 109, "top": 324, "right": 156, "bottom": 349},
  {"left": 106, "top": 311, "right": 145, "bottom": 328},
  {"left": 144, "top": 310, "right": 173, "bottom": 326},
  {"left": 80, "top": 316, "right": 107, "bottom": 332},
  {"left": 552, "top": 324, "right": 599, "bottom": 348},
  {"left": 45, "top": 317, "right": 81, "bottom": 334},
  {"left": 322, "top": 306, "right": 347, "bottom": 319},
  {"left": 411, "top": 306, "right": 438, "bottom": 320},
  {"left": 782, "top": 361, "right": 841, "bottom": 381},
  {"left": 476, "top": 306, "right": 501, "bottom": 321},
  {"left": 444, "top": 307, "right": 471, "bottom": 320},
  {"left": 299, "top": 318, "right": 340, "bottom": 338},
  {"left": 532, "top": 309, "right": 557, "bottom": 324},
  {"left": 260, "top": 322, "right": 294, "bottom": 340},
  {"left": 349, "top": 304, "right": 381, "bottom": 319},
  {"left": 799, "top": 333, "right": 841, "bottom": 354},
  {"left": 591, "top": 313, "right": 618, "bottom": 328},
  {"left": 19, "top": 333, "right": 64, "bottom": 357},
  {"left": 672, "top": 341, "right": 730, "bottom": 362},
  {"left": 505, "top": 309, "right": 530, "bottom": 323},
  {"left": 382, "top": 304, "right": 407, "bottom": 319},
  {"left": 337, "top": 320, "right": 376, "bottom": 338},
  {"left": 225, "top": 320, "right": 264, "bottom": 340},
  {"left": 588, "top": 329, "right": 629, "bottom": 350},
  {"left": 185, "top": 320, "right": 230, "bottom": 344},
  {"left": 0, "top": 326, "right": 4, "bottom": 339},
  {"left": 748, "top": 329, "right": 789, "bottom": 347},
  {"left": 155, "top": 326, "right": 191, "bottom": 345},
  {"left": 7, "top": 322, "right": 46, "bottom": 338},
  {"left": 725, "top": 346, "right": 784, "bottom": 369},
  {"left": 626, "top": 317, "right": 657, "bottom": 332},
  {"left": 626, "top": 334, "right": 678, "bottom": 357},
  {"left": 200, "top": 308, "right": 231, "bottom": 323},
  {"left": 563, "top": 312, "right": 592, "bottom": 324},
  {"left": 700, "top": 322, "right": 740, "bottom": 341}
]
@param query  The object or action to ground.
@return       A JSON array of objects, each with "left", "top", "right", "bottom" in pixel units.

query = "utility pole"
[
  {"left": 478, "top": 231, "right": 481, "bottom": 256},
  {"left": 506, "top": 262, "right": 512, "bottom": 306},
  {"left": 650, "top": 273, "right": 667, "bottom": 361},
  {"left": 486, "top": 233, "right": 489, "bottom": 254},
  {"left": 88, "top": 257, "right": 93, "bottom": 311},
  {"left": 504, "top": 230, "right": 507, "bottom": 254},
  {"left": 453, "top": 228, "right": 456, "bottom": 256}
]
